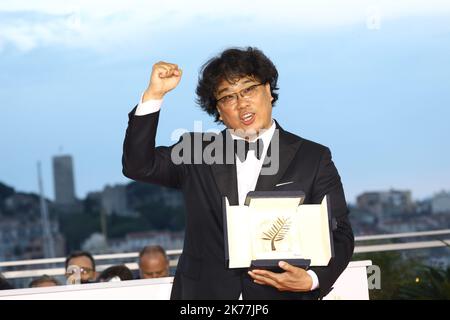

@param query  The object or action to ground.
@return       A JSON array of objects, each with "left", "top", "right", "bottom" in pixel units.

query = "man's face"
[
  {"left": 215, "top": 76, "right": 273, "bottom": 138},
  {"left": 139, "top": 253, "right": 169, "bottom": 279},
  {"left": 66, "top": 256, "right": 96, "bottom": 283}
]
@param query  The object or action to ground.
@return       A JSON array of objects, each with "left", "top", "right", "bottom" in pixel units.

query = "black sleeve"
[
  {"left": 308, "top": 147, "right": 355, "bottom": 299},
  {"left": 122, "top": 107, "right": 187, "bottom": 189}
]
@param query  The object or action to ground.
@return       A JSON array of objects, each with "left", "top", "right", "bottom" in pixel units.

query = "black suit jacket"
[{"left": 122, "top": 109, "right": 354, "bottom": 300}]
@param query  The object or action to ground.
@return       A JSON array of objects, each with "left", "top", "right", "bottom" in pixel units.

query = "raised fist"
[{"left": 143, "top": 61, "right": 182, "bottom": 101}]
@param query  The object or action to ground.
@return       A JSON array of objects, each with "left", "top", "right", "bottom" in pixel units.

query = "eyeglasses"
[
  {"left": 216, "top": 83, "right": 264, "bottom": 108},
  {"left": 65, "top": 266, "right": 94, "bottom": 276}
]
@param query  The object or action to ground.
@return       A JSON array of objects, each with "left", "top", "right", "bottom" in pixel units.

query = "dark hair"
[
  {"left": 29, "top": 275, "right": 60, "bottom": 288},
  {"left": 139, "top": 245, "right": 168, "bottom": 262},
  {"left": 196, "top": 47, "right": 279, "bottom": 123},
  {"left": 97, "top": 265, "right": 133, "bottom": 282},
  {"left": 65, "top": 250, "right": 96, "bottom": 271}
]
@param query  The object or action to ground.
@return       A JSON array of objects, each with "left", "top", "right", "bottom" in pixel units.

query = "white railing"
[
  {"left": 354, "top": 229, "right": 450, "bottom": 241},
  {"left": 0, "top": 249, "right": 182, "bottom": 268},
  {"left": 1, "top": 229, "right": 450, "bottom": 280},
  {"left": 0, "top": 249, "right": 182, "bottom": 280},
  {"left": 353, "top": 229, "right": 450, "bottom": 253}
]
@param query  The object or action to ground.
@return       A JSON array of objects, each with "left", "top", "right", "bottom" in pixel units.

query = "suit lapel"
[
  {"left": 255, "top": 121, "right": 302, "bottom": 191},
  {"left": 210, "top": 122, "right": 302, "bottom": 203},
  {"left": 210, "top": 130, "right": 239, "bottom": 206},
  {"left": 211, "top": 163, "right": 239, "bottom": 205}
]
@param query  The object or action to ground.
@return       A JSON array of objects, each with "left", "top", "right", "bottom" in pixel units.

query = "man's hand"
[
  {"left": 247, "top": 261, "right": 313, "bottom": 292},
  {"left": 143, "top": 61, "right": 182, "bottom": 102}
]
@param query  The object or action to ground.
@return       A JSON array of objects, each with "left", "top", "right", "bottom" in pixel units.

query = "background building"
[
  {"left": 52, "top": 155, "right": 76, "bottom": 205},
  {"left": 356, "top": 189, "right": 415, "bottom": 218},
  {"left": 101, "top": 184, "right": 133, "bottom": 216},
  {"left": 431, "top": 191, "right": 450, "bottom": 214}
]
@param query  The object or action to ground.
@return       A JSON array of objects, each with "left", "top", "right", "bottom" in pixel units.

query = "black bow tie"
[{"left": 234, "top": 138, "right": 264, "bottom": 162}]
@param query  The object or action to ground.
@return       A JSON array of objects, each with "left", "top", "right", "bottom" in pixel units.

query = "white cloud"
[{"left": 1, "top": 0, "right": 449, "bottom": 53}]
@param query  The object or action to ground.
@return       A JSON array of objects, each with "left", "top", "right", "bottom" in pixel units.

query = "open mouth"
[{"left": 240, "top": 112, "right": 255, "bottom": 125}]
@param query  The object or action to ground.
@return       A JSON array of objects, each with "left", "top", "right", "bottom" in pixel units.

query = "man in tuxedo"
[{"left": 122, "top": 47, "right": 354, "bottom": 299}]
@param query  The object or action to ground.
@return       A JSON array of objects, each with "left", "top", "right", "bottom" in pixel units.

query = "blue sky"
[{"left": 1, "top": 0, "right": 449, "bottom": 204}]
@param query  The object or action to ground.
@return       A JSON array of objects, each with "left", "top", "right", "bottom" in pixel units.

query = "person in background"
[
  {"left": 65, "top": 250, "right": 97, "bottom": 284},
  {"left": 138, "top": 245, "right": 170, "bottom": 279},
  {"left": 97, "top": 265, "right": 134, "bottom": 282},
  {"left": 29, "top": 275, "right": 60, "bottom": 288}
]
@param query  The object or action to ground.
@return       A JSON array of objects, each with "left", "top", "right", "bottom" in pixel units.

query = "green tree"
[
  {"left": 353, "top": 251, "right": 422, "bottom": 300},
  {"left": 137, "top": 200, "right": 185, "bottom": 231},
  {"left": 106, "top": 213, "right": 152, "bottom": 238},
  {"left": 398, "top": 265, "right": 450, "bottom": 299},
  {"left": 58, "top": 211, "right": 102, "bottom": 252}
]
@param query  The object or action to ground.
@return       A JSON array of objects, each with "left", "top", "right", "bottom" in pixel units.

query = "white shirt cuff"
[
  {"left": 307, "top": 270, "right": 320, "bottom": 291},
  {"left": 135, "top": 93, "right": 163, "bottom": 116}
]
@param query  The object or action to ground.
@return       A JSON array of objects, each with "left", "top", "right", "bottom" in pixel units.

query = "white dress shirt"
[
  {"left": 135, "top": 95, "right": 319, "bottom": 292},
  {"left": 230, "top": 122, "right": 275, "bottom": 206}
]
